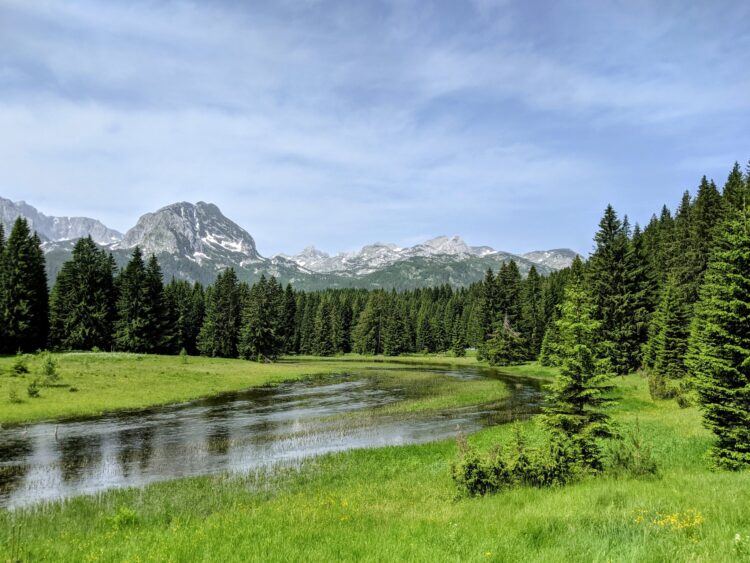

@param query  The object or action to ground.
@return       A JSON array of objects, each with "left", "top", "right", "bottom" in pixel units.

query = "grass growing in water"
[{"left": 0, "top": 353, "right": 500, "bottom": 426}]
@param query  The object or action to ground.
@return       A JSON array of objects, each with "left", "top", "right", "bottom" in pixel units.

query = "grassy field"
[
  {"left": 0, "top": 352, "right": 506, "bottom": 426},
  {"left": 2, "top": 358, "right": 749, "bottom": 561}
]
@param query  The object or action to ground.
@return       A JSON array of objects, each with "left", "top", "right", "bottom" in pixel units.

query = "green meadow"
[{"left": 1, "top": 354, "right": 748, "bottom": 561}]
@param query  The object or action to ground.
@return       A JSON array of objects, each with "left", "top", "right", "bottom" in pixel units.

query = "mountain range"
[{"left": 1, "top": 197, "right": 578, "bottom": 290}]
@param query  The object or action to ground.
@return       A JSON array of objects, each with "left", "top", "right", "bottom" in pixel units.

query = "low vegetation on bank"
[{"left": 2, "top": 373, "right": 748, "bottom": 562}]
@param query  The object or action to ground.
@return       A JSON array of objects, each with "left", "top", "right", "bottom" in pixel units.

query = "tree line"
[{"left": 0, "top": 224, "right": 563, "bottom": 361}]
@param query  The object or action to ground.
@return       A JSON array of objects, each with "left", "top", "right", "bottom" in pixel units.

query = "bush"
[
  {"left": 648, "top": 371, "right": 677, "bottom": 400},
  {"left": 27, "top": 378, "right": 41, "bottom": 398},
  {"left": 11, "top": 354, "right": 29, "bottom": 376},
  {"left": 608, "top": 420, "right": 659, "bottom": 478},
  {"left": 8, "top": 387, "right": 22, "bottom": 404},
  {"left": 41, "top": 353, "right": 60, "bottom": 385},
  {"left": 451, "top": 427, "right": 580, "bottom": 496},
  {"left": 180, "top": 348, "right": 189, "bottom": 364}
]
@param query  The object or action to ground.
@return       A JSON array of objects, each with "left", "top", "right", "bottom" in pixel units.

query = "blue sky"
[{"left": 1, "top": 0, "right": 748, "bottom": 256}]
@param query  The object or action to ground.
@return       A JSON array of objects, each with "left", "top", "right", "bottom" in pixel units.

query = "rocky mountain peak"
[
  {"left": 117, "top": 201, "right": 260, "bottom": 264},
  {"left": 0, "top": 196, "right": 123, "bottom": 245}
]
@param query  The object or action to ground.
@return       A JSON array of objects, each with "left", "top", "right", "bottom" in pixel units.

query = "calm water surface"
[{"left": 0, "top": 367, "right": 543, "bottom": 508}]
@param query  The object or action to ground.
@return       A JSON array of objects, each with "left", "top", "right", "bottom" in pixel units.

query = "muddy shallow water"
[{"left": 0, "top": 367, "right": 544, "bottom": 509}]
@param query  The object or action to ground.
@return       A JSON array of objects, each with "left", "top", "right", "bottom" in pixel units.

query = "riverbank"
[
  {"left": 0, "top": 352, "right": 520, "bottom": 426},
  {"left": 2, "top": 372, "right": 747, "bottom": 561}
]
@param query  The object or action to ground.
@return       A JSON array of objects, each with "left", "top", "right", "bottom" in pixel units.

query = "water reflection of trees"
[
  {"left": 57, "top": 434, "right": 103, "bottom": 483},
  {"left": 117, "top": 426, "right": 156, "bottom": 476}
]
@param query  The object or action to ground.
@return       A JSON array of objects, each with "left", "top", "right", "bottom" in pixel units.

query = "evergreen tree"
[
  {"left": 649, "top": 274, "right": 691, "bottom": 379},
  {"left": 520, "top": 265, "right": 545, "bottom": 358},
  {"left": 588, "top": 205, "right": 633, "bottom": 374},
  {"left": 686, "top": 209, "right": 750, "bottom": 469},
  {"left": 352, "top": 291, "right": 387, "bottom": 354},
  {"left": 144, "top": 255, "right": 167, "bottom": 351},
  {"left": 239, "top": 275, "right": 283, "bottom": 361},
  {"left": 313, "top": 298, "right": 336, "bottom": 356},
  {"left": 280, "top": 284, "right": 297, "bottom": 353},
  {"left": 163, "top": 280, "right": 204, "bottom": 355},
  {"left": 619, "top": 225, "right": 655, "bottom": 370},
  {"left": 722, "top": 162, "right": 747, "bottom": 211},
  {"left": 49, "top": 237, "right": 116, "bottom": 350},
  {"left": 0, "top": 218, "right": 49, "bottom": 352},
  {"left": 113, "top": 247, "right": 152, "bottom": 352},
  {"left": 198, "top": 268, "right": 242, "bottom": 358},
  {"left": 382, "top": 299, "right": 410, "bottom": 356},
  {"left": 484, "top": 315, "right": 526, "bottom": 366},
  {"left": 542, "top": 257, "right": 614, "bottom": 470}
]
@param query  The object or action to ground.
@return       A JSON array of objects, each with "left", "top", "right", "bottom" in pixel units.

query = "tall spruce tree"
[
  {"left": 198, "top": 268, "right": 242, "bottom": 358},
  {"left": 722, "top": 162, "right": 747, "bottom": 212},
  {"left": 588, "top": 205, "right": 633, "bottom": 374},
  {"left": 686, "top": 208, "right": 750, "bottom": 469},
  {"left": 649, "top": 274, "right": 691, "bottom": 379},
  {"left": 542, "top": 256, "right": 614, "bottom": 470},
  {"left": 0, "top": 218, "right": 49, "bottom": 352},
  {"left": 144, "top": 255, "right": 167, "bottom": 351},
  {"left": 49, "top": 237, "right": 116, "bottom": 350},
  {"left": 114, "top": 247, "right": 153, "bottom": 352},
  {"left": 239, "top": 275, "right": 283, "bottom": 361}
]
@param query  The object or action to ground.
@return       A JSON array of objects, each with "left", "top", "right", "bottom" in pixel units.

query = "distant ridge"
[{"left": 2, "top": 196, "right": 576, "bottom": 289}]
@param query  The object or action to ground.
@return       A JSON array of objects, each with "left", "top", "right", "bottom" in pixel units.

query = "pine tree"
[
  {"left": 198, "top": 268, "right": 242, "bottom": 358},
  {"left": 144, "top": 254, "right": 167, "bottom": 351},
  {"left": 0, "top": 218, "right": 49, "bottom": 352},
  {"left": 588, "top": 205, "right": 632, "bottom": 374},
  {"left": 239, "top": 275, "right": 283, "bottom": 361},
  {"left": 113, "top": 247, "right": 152, "bottom": 352},
  {"left": 280, "top": 284, "right": 297, "bottom": 353},
  {"left": 352, "top": 291, "right": 387, "bottom": 354},
  {"left": 619, "top": 225, "right": 655, "bottom": 370},
  {"left": 542, "top": 257, "right": 614, "bottom": 470},
  {"left": 520, "top": 265, "right": 545, "bottom": 358},
  {"left": 650, "top": 274, "right": 691, "bottom": 378},
  {"left": 722, "top": 162, "right": 747, "bottom": 212},
  {"left": 49, "top": 237, "right": 116, "bottom": 350},
  {"left": 686, "top": 208, "right": 750, "bottom": 469},
  {"left": 484, "top": 315, "right": 526, "bottom": 366},
  {"left": 313, "top": 298, "right": 335, "bottom": 356},
  {"left": 382, "top": 300, "right": 409, "bottom": 356}
]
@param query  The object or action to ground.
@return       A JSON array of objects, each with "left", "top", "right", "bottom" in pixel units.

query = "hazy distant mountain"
[
  {"left": 6, "top": 196, "right": 574, "bottom": 289},
  {"left": 278, "top": 235, "right": 558, "bottom": 278},
  {"left": 522, "top": 249, "right": 578, "bottom": 270},
  {"left": 0, "top": 197, "right": 122, "bottom": 245}
]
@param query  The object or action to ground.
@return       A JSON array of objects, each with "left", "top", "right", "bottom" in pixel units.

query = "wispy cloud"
[{"left": 0, "top": 0, "right": 748, "bottom": 255}]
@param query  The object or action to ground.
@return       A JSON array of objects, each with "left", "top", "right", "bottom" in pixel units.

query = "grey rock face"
[
  {"left": 522, "top": 248, "right": 579, "bottom": 270},
  {"left": 0, "top": 197, "right": 123, "bottom": 244},
  {"left": 116, "top": 201, "right": 261, "bottom": 265}
]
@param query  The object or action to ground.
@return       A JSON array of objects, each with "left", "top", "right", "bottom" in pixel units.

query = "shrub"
[
  {"left": 11, "top": 354, "right": 29, "bottom": 376},
  {"left": 648, "top": 371, "right": 677, "bottom": 400},
  {"left": 608, "top": 420, "right": 658, "bottom": 478},
  {"left": 27, "top": 378, "right": 41, "bottom": 398},
  {"left": 109, "top": 506, "right": 139, "bottom": 530},
  {"left": 8, "top": 387, "right": 22, "bottom": 404},
  {"left": 451, "top": 427, "right": 580, "bottom": 496},
  {"left": 41, "top": 353, "right": 60, "bottom": 385},
  {"left": 180, "top": 348, "right": 189, "bottom": 364}
]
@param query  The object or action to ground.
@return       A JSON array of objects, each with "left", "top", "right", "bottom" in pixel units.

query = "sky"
[{"left": 1, "top": 0, "right": 748, "bottom": 257}]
